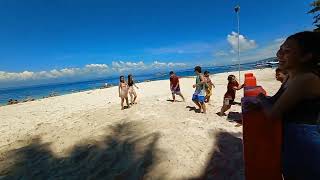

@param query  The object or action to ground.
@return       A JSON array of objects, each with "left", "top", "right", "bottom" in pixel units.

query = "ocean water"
[{"left": 0, "top": 62, "right": 262, "bottom": 105}]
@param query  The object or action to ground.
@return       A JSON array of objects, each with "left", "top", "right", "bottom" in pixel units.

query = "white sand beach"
[{"left": 0, "top": 68, "right": 280, "bottom": 179}]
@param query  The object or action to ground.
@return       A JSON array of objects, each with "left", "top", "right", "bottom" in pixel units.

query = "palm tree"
[{"left": 308, "top": 0, "right": 320, "bottom": 31}]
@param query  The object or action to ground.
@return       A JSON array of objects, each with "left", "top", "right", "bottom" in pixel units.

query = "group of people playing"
[
  {"left": 118, "top": 63, "right": 244, "bottom": 116},
  {"left": 170, "top": 66, "right": 243, "bottom": 115},
  {"left": 117, "top": 31, "right": 319, "bottom": 178},
  {"left": 169, "top": 67, "right": 215, "bottom": 114}
]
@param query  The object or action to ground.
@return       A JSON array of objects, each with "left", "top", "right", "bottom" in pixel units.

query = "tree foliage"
[{"left": 308, "top": 0, "right": 320, "bottom": 31}]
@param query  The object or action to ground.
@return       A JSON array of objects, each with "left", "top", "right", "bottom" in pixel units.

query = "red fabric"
[
  {"left": 224, "top": 81, "right": 239, "bottom": 99},
  {"left": 170, "top": 75, "right": 179, "bottom": 87}
]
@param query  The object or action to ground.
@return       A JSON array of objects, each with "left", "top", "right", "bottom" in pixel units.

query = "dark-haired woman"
[
  {"left": 128, "top": 74, "right": 139, "bottom": 105},
  {"left": 265, "top": 31, "right": 320, "bottom": 179},
  {"left": 217, "top": 75, "right": 244, "bottom": 116}
]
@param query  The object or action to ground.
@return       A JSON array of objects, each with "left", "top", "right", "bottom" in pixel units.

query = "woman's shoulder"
[
  {"left": 292, "top": 72, "right": 319, "bottom": 83},
  {"left": 290, "top": 73, "right": 320, "bottom": 95}
]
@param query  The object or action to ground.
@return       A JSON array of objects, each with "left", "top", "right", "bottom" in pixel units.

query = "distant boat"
[
  {"left": 266, "top": 61, "right": 279, "bottom": 66},
  {"left": 255, "top": 60, "right": 279, "bottom": 69}
]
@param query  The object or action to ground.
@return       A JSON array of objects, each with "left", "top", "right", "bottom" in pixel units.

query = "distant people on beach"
[
  {"left": 128, "top": 74, "right": 139, "bottom": 105},
  {"left": 217, "top": 75, "right": 244, "bottom": 116},
  {"left": 192, "top": 66, "right": 207, "bottom": 113},
  {"left": 204, "top": 71, "right": 215, "bottom": 103},
  {"left": 169, "top": 71, "right": 185, "bottom": 102},
  {"left": 7, "top": 99, "right": 19, "bottom": 105},
  {"left": 275, "top": 68, "right": 288, "bottom": 84},
  {"left": 262, "top": 31, "right": 320, "bottom": 179},
  {"left": 118, "top": 75, "right": 130, "bottom": 110}
]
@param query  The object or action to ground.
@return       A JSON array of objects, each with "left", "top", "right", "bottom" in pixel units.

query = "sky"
[{"left": 0, "top": 0, "right": 316, "bottom": 88}]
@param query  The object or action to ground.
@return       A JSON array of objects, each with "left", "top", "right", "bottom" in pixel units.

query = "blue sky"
[{"left": 0, "top": 0, "right": 315, "bottom": 87}]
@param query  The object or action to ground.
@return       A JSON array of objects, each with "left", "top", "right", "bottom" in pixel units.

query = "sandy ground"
[{"left": 0, "top": 68, "right": 280, "bottom": 180}]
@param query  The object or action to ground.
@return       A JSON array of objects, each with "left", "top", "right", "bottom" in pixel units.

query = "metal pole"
[{"left": 235, "top": 5, "right": 241, "bottom": 83}]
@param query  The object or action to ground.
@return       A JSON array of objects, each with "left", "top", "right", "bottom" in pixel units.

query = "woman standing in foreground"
[{"left": 261, "top": 31, "right": 320, "bottom": 179}]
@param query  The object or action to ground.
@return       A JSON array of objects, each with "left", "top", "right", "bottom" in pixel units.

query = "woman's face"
[
  {"left": 276, "top": 38, "right": 306, "bottom": 71},
  {"left": 120, "top": 77, "right": 124, "bottom": 81}
]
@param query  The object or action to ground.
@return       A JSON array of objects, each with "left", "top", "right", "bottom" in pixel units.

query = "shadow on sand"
[
  {"left": 189, "top": 131, "right": 244, "bottom": 180},
  {"left": 166, "top": 100, "right": 183, "bottom": 103},
  {"left": 0, "top": 122, "right": 165, "bottom": 180},
  {"left": 186, "top": 106, "right": 201, "bottom": 113},
  {"left": 227, "top": 112, "right": 242, "bottom": 123}
]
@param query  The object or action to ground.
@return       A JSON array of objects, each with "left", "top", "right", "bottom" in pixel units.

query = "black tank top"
[{"left": 271, "top": 78, "right": 320, "bottom": 124}]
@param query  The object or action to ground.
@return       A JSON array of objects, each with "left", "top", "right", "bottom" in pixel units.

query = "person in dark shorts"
[
  {"left": 169, "top": 71, "right": 185, "bottom": 102},
  {"left": 217, "top": 74, "right": 244, "bottom": 116}
]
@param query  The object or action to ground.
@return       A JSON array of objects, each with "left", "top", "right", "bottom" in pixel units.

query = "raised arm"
[{"left": 233, "top": 84, "right": 244, "bottom": 91}]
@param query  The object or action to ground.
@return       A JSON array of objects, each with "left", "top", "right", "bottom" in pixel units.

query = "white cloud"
[
  {"left": 151, "top": 61, "right": 167, "bottom": 68},
  {"left": 213, "top": 37, "right": 284, "bottom": 64},
  {"left": 227, "top": 31, "right": 257, "bottom": 52},
  {"left": 235, "top": 38, "right": 283, "bottom": 62},
  {"left": 111, "top": 61, "right": 147, "bottom": 73},
  {"left": 167, "top": 62, "right": 186, "bottom": 68},
  {"left": 151, "top": 61, "right": 187, "bottom": 68},
  {"left": 0, "top": 64, "right": 111, "bottom": 83},
  {"left": 0, "top": 60, "right": 190, "bottom": 86},
  {"left": 214, "top": 51, "right": 228, "bottom": 57}
]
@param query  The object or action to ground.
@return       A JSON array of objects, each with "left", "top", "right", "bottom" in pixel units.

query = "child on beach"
[
  {"left": 169, "top": 71, "right": 185, "bottom": 102},
  {"left": 192, "top": 66, "right": 207, "bottom": 113},
  {"left": 275, "top": 68, "right": 288, "bottom": 84},
  {"left": 128, "top": 74, "right": 139, "bottom": 105},
  {"left": 118, "top": 76, "right": 130, "bottom": 110},
  {"left": 217, "top": 75, "right": 244, "bottom": 116},
  {"left": 204, "top": 71, "right": 215, "bottom": 103}
]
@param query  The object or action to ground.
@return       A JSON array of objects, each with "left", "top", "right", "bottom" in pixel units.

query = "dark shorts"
[
  {"left": 192, "top": 94, "right": 205, "bottom": 103},
  {"left": 171, "top": 87, "right": 181, "bottom": 94}
]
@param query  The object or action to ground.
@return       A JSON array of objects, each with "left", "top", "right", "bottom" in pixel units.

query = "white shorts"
[{"left": 223, "top": 97, "right": 233, "bottom": 106}]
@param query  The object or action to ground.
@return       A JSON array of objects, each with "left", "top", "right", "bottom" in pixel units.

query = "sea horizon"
[{"left": 0, "top": 60, "right": 276, "bottom": 105}]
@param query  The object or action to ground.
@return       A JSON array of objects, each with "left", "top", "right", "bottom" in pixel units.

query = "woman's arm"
[
  {"left": 232, "top": 84, "right": 244, "bottom": 91},
  {"left": 118, "top": 84, "right": 121, "bottom": 96},
  {"left": 269, "top": 75, "right": 312, "bottom": 118}
]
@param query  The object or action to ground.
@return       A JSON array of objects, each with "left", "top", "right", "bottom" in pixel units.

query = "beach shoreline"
[
  {"left": 0, "top": 62, "right": 267, "bottom": 106},
  {"left": 0, "top": 68, "right": 280, "bottom": 179}
]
